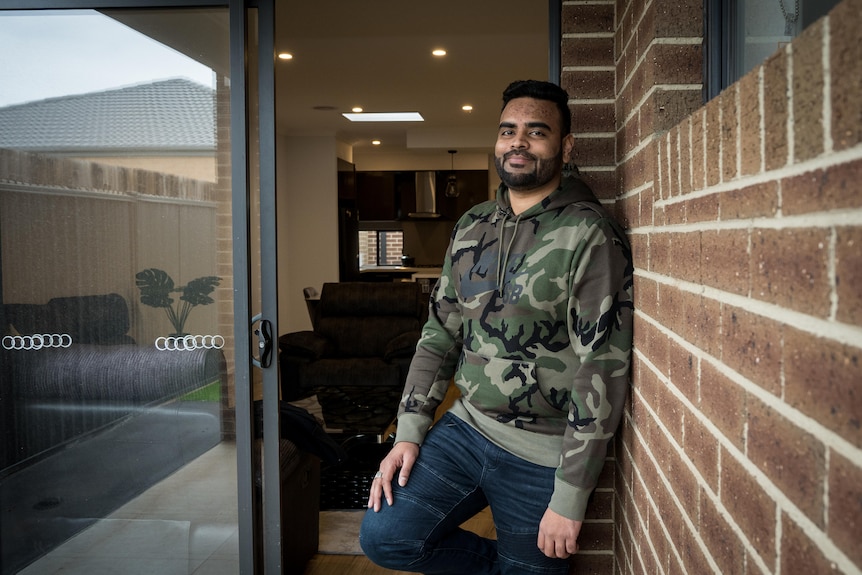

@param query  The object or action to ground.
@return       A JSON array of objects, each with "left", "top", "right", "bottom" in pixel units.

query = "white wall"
[{"left": 277, "top": 134, "right": 339, "bottom": 334}]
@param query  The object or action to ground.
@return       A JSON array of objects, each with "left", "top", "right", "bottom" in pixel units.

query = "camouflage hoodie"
[{"left": 395, "top": 175, "right": 634, "bottom": 520}]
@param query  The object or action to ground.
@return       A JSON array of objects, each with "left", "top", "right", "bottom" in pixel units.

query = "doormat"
[{"left": 318, "top": 510, "right": 365, "bottom": 555}]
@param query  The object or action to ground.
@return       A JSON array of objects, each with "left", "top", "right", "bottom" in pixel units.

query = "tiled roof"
[{"left": 0, "top": 78, "right": 215, "bottom": 152}]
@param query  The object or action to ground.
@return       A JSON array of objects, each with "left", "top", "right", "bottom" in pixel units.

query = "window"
[
  {"left": 705, "top": 0, "right": 839, "bottom": 99},
  {"left": 359, "top": 230, "right": 404, "bottom": 266}
]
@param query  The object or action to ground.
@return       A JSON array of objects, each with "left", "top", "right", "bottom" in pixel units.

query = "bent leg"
[{"left": 359, "top": 413, "right": 499, "bottom": 575}]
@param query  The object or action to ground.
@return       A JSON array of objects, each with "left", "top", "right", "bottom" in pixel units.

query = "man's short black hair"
[{"left": 501, "top": 80, "right": 571, "bottom": 136}]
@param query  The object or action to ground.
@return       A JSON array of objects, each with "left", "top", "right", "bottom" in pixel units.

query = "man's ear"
[{"left": 562, "top": 133, "right": 575, "bottom": 162}]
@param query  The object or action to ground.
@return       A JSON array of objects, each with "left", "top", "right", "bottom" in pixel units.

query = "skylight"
[{"left": 342, "top": 112, "right": 424, "bottom": 122}]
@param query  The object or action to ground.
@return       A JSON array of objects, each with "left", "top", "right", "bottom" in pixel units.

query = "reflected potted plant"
[{"left": 135, "top": 268, "right": 221, "bottom": 337}]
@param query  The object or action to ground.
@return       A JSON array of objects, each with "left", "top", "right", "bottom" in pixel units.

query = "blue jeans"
[{"left": 359, "top": 412, "right": 570, "bottom": 575}]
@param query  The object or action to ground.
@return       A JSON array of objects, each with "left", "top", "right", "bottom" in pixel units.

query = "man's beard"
[{"left": 494, "top": 150, "right": 563, "bottom": 191}]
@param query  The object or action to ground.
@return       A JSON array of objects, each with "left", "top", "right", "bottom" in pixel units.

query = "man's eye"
[{"left": 529, "top": 130, "right": 545, "bottom": 137}]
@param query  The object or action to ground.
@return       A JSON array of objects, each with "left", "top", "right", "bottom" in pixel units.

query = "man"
[{"left": 360, "top": 80, "right": 633, "bottom": 574}]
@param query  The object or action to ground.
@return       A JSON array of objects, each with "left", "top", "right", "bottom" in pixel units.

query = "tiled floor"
[{"left": 19, "top": 442, "right": 240, "bottom": 575}]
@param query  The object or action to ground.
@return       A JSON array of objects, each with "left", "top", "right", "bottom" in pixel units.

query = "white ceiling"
[
  {"left": 274, "top": 1, "right": 549, "bottom": 158},
  {"left": 109, "top": 2, "right": 549, "bottom": 162}
]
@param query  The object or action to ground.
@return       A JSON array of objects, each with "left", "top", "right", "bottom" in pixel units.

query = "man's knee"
[{"left": 359, "top": 511, "right": 424, "bottom": 569}]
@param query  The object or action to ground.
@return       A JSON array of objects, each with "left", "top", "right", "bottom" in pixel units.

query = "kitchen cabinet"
[
  {"left": 356, "top": 170, "right": 488, "bottom": 222},
  {"left": 356, "top": 171, "right": 397, "bottom": 220}
]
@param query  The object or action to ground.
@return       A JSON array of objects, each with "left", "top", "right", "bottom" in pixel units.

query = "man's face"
[{"left": 494, "top": 97, "right": 571, "bottom": 192}]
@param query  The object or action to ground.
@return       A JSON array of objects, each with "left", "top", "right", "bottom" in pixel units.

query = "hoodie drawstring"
[{"left": 496, "top": 208, "right": 521, "bottom": 296}]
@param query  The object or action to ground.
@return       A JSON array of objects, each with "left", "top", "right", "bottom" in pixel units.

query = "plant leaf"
[
  {"left": 135, "top": 268, "right": 175, "bottom": 308},
  {"left": 181, "top": 276, "right": 221, "bottom": 306}
]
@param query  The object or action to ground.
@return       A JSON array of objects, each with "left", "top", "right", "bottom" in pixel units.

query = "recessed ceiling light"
[
  {"left": 352, "top": 106, "right": 363, "bottom": 113},
  {"left": 277, "top": 52, "right": 293, "bottom": 60},
  {"left": 342, "top": 112, "right": 424, "bottom": 122},
  {"left": 372, "top": 140, "right": 381, "bottom": 146},
  {"left": 462, "top": 105, "right": 473, "bottom": 112},
  {"left": 432, "top": 49, "right": 447, "bottom": 57}
]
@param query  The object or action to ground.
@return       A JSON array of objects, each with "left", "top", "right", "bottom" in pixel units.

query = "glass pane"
[{"left": 0, "top": 9, "right": 237, "bottom": 574}]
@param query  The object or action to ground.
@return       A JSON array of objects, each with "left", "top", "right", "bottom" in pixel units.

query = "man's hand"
[
  {"left": 537, "top": 508, "right": 582, "bottom": 559},
  {"left": 367, "top": 441, "right": 420, "bottom": 512}
]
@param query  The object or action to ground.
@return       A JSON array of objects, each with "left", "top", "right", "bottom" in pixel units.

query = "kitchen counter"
[{"left": 360, "top": 265, "right": 442, "bottom": 274}]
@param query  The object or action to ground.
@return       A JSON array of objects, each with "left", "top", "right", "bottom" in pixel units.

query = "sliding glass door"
[{"left": 0, "top": 2, "right": 281, "bottom": 573}]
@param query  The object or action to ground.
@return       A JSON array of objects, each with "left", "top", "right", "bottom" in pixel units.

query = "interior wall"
[
  {"left": 598, "top": 0, "right": 862, "bottom": 573},
  {"left": 277, "top": 133, "right": 339, "bottom": 334}
]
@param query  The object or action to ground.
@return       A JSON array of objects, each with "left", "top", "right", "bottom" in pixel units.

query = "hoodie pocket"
[{"left": 457, "top": 349, "right": 567, "bottom": 427}]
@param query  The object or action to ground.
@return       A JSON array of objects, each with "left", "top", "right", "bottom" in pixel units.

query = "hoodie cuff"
[
  {"left": 394, "top": 413, "right": 433, "bottom": 446},
  {"left": 547, "top": 476, "right": 593, "bottom": 521}
]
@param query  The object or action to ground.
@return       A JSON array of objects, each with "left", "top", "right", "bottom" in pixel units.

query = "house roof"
[{"left": 0, "top": 78, "right": 214, "bottom": 153}]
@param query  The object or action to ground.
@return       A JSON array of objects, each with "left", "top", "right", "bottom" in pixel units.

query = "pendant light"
[{"left": 444, "top": 150, "right": 459, "bottom": 198}]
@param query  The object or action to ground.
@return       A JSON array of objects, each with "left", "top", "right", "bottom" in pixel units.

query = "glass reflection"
[{"left": 0, "top": 8, "right": 236, "bottom": 574}]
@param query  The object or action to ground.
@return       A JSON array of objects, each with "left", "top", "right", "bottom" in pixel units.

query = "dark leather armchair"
[{"left": 278, "top": 282, "right": 426, "bottom": 413}]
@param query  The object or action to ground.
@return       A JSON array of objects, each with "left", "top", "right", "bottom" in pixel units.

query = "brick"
[
  {"left": 562, "top": 2, "right": 614, "bottom": 34},
  {"left": 571, "top": 135, "right": 615, "bottom": 167},
  {"left": 654, "top": 88, "right": 703, "bottom": 133},
  {"left": 792, "top": 20, "right": 825, "bottom": 162},
  {"left": 763, "top": 48, "right": 790, "bottom": 170},
  {"left": 669, "top": 339, "right": 698, "bottom": 402},
  {"left": 689, "top": 108, "right": 706, "bottom": 191},
  {"left": 650, "top": 231, "right": 672, "bottom": 275},
  {"left": 700, "top": 492, "right": 745, "bottom": 574},
  {"left": 561, "top": 69, "right": 615, "bottom": 99},
  {"left": 633, "top": 315, "right": 670, "bottom": 378},
  {"left": 836, "top": 226, "right": 862, "bottom": 326},
  {"left": 782, "top": 158, "right": 862, "bottom": 215},
  {"left": 721, "top": 85, "right": 739, "bottom": 182},
  {"left": 783, "top": 326, "right": 862, "bottom": 449},
  {"left": 828, "top": 450, "right": 862, "bottom": 567},
  {"left": 679, "top": 526, "right": 714, "bottom": 575},
  {"left": 571, "top": 101, "right": 615, "bottom": 134},
  {"left": 702, "top": 228, "right": 750, "bottom": 296},
  {"left": 720, "top": 450, "right": 777, "bottom": 566},
  {"left": 738, "top": 66, "right": 763, "bottom": 176},
  {"left": 699, "top": 361, "right": 746, "bottom": 449},
  {"left": 692, "top": 293, "right": 722, "bottom": 357},
  {"left": 661, "top": 285, "right": 703, "bottom": 347},
  {"left": 651, "top": 43, "right": 703, "bottom": 86},
  {"left": 751, "top": 228, "right": 831, "bottom": 317},
  {"left": 721, "top": 306, "right": 783, "bottom": 396},
  {"left": 684, "top": 415, "right": 719, "bottom": 491},
  {"left": 685, "top": 193, "right": 719, "bottom": 223},
  {"left": 653, "top": 0, "right": 704, "bottom": 36},
  {"left": 562, "top": 36, "right": 614, "bottom": 67},
  {"left": 668, "top": 231, "right": 701, "bottom": 284},
  {"left": 747, "top": 398, "right": 826, "bottom": 526},
  {"left": 669, "top": 126, "right": 681, "bottom": 198},
  {"left": 719, "top": 180, "right": 779, "bottom": 220},
  {"left": 704, "top": 98, "right": 722, "bottom": 186},
  {"left": 633, "top": 273, "right": 658, "bottom": 319},
  {"left": 829, "top": 0, "right": 862, "bottom": 151},
  {"left": 779, "top": 512, "right": 836, "bottom": 575}
]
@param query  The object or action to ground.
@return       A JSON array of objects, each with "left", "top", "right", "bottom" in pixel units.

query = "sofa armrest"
[
  {"left": 383, "top": 330, "right": 420, "bottom": 361},
  {"left": 279, "top": 331, "right": 334, "bottom": 360}
]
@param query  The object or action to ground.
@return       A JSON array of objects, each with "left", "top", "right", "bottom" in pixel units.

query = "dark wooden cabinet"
[
  {"left": 356, "top": 172, "right": 397, "bottom": 220},
  {"left": 356, "top": 170, "right": 488, "bottom": 221}
]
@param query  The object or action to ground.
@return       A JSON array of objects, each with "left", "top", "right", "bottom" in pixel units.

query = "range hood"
[{"left": 408, "top": 171, "right": 441, "bottom": 219}]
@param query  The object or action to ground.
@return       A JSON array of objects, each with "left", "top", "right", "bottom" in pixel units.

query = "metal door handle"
[{"left": 251, "top": 314, "right": 273, "bottom": 368}]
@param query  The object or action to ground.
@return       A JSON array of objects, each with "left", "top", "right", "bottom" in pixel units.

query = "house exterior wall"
[{"left": 561, "top": 0, "right": 861, "bottom": 573}]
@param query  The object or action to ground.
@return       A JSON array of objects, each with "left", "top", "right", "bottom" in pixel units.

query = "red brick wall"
[{"left": 562, "top": 0, "right": 862, "bottom": 573}]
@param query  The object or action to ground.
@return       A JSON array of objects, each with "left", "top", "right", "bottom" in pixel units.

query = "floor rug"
[{"left": 318, "top": 510, "right": 365, "bottom": 555}]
